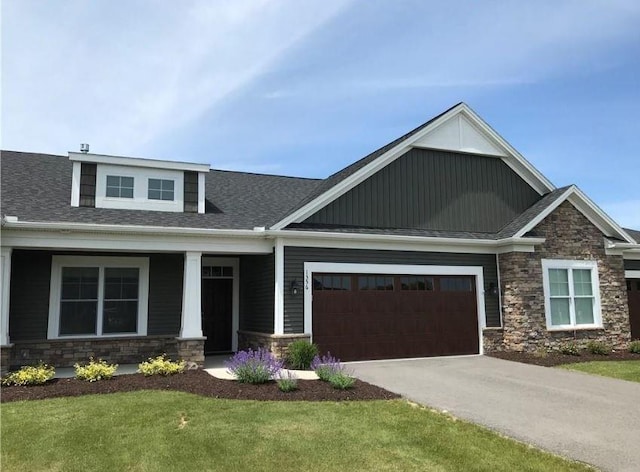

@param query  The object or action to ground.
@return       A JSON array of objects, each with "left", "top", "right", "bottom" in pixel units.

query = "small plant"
[
  {"left": 311, "top": 353, "right": 348, "bottom": 381},
  {"left": 328, "top": 372, "right": 355, "bottom": 390},
  {"left": 1, "top": 363, "right": 55, "bottom": 386},
  {"left": 74, "top": 358, "right": 118, "bottom": 382},
  {"left": 585, "top": 341, "right": 611, "bottom": 356},
  {"left": 138, "top": 354, "right": 186, "bottom": 376},
  {"left": 533, "top": 347, "right": 548, "bottom": 358},
  {"left": 629, "top": 340, "right": 640, "bottom": 354},
  {"left": 276, "top": 371, "right": 298, "bottom": 392},
  {"left": 225, "top": 348, "right": 283, "bottom": 384},
  {"left": 286, "top": 340, "right": 319, "bottom": 370},
  {"left": 560, "top": 342, "right": 581, "bottom": 356}
]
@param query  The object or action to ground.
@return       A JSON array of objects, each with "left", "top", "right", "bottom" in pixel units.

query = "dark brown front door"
[
  {"left": 202, "top": 278, "right": 233, "bottom": 353},
  {"left": 628, "top": 279, "right": 640, "bottom": 340},
  {"left": 312, "top": 273, "right": 479, "bottom": 361}
]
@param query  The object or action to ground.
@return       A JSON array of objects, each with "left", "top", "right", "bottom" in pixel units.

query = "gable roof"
[
  {"left": 0, "top": 151, "right": 321, "bottom": 230},
  {"left": 623, "top": 228, "right": 640, "bottom": 244},
  {"left": 271, "top": 102, "right": 555, "bottom": 230}
]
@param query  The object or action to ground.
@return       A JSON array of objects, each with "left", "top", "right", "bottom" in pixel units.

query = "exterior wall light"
[{"left": 290, "top": 279, "right": 299, "bottom": 296}]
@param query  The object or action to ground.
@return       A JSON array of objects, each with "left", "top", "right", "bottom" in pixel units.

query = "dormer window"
[
  {"left": 106, "top": 176, "right": 134, "bottom": 198},
  {"left": 148, "top": 178, "right": 174, "bottom": 201}
]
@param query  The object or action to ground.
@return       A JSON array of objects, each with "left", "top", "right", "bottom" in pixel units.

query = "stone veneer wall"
[
  {"left": 6, "top": 336, "right": 204, "bottom": 368},
  {"left": 238, "top": 330, "right": 310, "bottom": 359},
  {"left": 495, "top": 201, "right": 630, "bottom": 353}
]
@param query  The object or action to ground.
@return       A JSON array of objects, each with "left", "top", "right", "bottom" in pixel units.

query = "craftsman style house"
[{"left": 1, "top": 103, "right": 639, "bottom": 369}]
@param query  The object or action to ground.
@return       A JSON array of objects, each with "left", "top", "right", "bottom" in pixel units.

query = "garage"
[{"left": 311, "top": 271, "right": 480, "bottom": 361}]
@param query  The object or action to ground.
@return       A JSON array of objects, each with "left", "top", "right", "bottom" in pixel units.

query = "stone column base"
[
  {"left": 237, "top": 331, "right": 311, "bottom": 359},
  {"left": 482, "top": 328, "right": 505, "bottom": 353},
  {"left": 175, "top": 337, "right": 206, "bottom": 367},
  {"left": 0, "top": 345, "right": 13, "bottom": 376}
]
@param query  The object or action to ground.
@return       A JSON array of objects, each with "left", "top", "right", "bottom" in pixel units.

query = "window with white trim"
[
  {"left": 49, "top": 256, "right": 149, "bottom": 338},
  {"left": 106, "top": 175, "right": 134, "bottom": 198},
  {"left": 148, "top": 178, "right": 174, "bottom": 201},
  {"left": 541, "top": 259, "right": 602, "bottom": 330}
]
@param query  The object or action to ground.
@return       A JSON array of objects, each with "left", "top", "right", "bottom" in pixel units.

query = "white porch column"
[
  {"left": 274, "top": 239, "right": 285, "bottom": 335},
  {"left": 180, "top": 251, "right": 203, "bottom": 338},
  {"left": 1, "top": 247, "right": 12, "bottom": 346}
]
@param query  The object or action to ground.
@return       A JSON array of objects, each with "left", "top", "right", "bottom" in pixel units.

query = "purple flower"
[
  {"left": 310, "top": 353, "right": 348, "bottom": 381},
  {"left": 225, "top": 348, "right": 283, "bottom": 384}
]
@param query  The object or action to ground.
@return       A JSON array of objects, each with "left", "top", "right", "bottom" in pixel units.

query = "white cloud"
[
  {"left": 602, "top": 200, "right": 640, "bottom": 230},
  {"left": 1, "top": 0, "right": 350, "bottom": 158}
]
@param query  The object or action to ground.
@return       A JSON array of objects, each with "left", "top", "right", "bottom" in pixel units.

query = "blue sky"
[{"left": 2, "top": 0, "right": 639, "bottom": 228}]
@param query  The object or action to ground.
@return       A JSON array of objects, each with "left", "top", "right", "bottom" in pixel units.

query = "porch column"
[
  {"left": 274, "top": 239, "right": 285, "bottom": 335},
  {"left": 0, "top": 247, "right": 11, "bottom": 346},
  {"left": 180, "top": 251, "right": 203, "bottom": 338}
]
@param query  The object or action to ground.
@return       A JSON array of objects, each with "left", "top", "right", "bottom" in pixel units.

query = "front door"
[{"left": 202, "top": 278, "right": 233, "bottom": 353}]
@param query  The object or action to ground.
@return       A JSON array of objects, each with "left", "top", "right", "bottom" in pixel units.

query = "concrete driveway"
[{"left": 349, "top": 355, "right": 640, "bottom": 472}]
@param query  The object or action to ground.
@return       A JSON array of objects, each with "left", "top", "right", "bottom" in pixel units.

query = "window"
[
  {"left": 358, "top": 275, "right": 394, "bottom": 291},
  {"left": 440, "top": 277, "right": 474, "bottom": 292},
  {"left": 106, "top": 175, "right": 134, "bottom": 198},
  {"left": 400, "top": 276, "right": 434, "bottom": 291},
  {"left": 202, "top": 265, "right": 233, "bottom": 278},
  {"left": 148, "top": 178, "right": 174, "bottom": 201},
  {"left": 542, "top": 260, "right": 601, "bottom": 330},
  {"left": 313, "top": 274, "right": 351, "bottom": 291},
  {"left": 49, "top": 256, "right": 149, "bottom": 338}
]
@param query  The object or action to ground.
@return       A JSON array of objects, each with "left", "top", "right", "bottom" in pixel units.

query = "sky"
[{"left": 2, "top": 0, "right": 639, "bottom": 228}]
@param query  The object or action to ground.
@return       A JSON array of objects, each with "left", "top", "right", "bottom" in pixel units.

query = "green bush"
[
  {"left": 328, "top": 372, "right": 355, "bottom": 390},
  {"left": 74, "top": 358, "right": 118, "bottom": 382},
  {"left": 560, "top": 342, "right": 580, "bottom": 356},
  {"left": 276, "top": 371, "right": 298, "bottom": 392},
  {"left": 1, "top": 363, "right": 55, "bottom": 386},
  {"left": 629, "top": 340, "right": 640, "bottom": 354},
  {"left": 585, "top": 341, "right": 611, "bottom": 356},
  {"left": 286, "top": 340, "right": 319, "bottom": 370},
  {"left": 138, "top": 354, "right": 186, "bottom": 376}
]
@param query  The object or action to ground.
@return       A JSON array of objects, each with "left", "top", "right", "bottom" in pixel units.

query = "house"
[{"left": 1, "top": 103, "right": 639, "bottom": 371}]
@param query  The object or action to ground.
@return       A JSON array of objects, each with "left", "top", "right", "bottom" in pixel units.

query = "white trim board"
[
  {"left": 271, "top": 103, "right": 555, "bottom": 230},
  {"left": 69, "top": 152, "right": 210, "bottom": 173},
  {"left": 626, "top": 270, "right": 640, "bottom": 279},
  {"left": 302, "top": 262, "right": 486, "bottom": 355}
]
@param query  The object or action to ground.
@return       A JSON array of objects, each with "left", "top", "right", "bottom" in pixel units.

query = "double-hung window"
[
  {"left": 148, "top": 178, "right": 174, "bottom": 201},
  {"left": 541, "top": 259, "right": 602, "bottom": 330},
  {"left": 48, "top": 256, "right": 149, "bottom": 338},
  {"left": 106, "top": 175, "right": 134, "bottom": 198}
]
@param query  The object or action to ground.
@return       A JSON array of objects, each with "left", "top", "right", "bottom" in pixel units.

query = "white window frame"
[
  {"left": 48, "top": 256, "right": 149, "bottom": 339},
  {"left": 541, "top": 259, "right": 602, "bottom": 331},
  {"left": 105, "top": 175, "right": 135, "bottom": 199},
  {"left": 147, "top": 178, "right": 175, "bottom": 201}
]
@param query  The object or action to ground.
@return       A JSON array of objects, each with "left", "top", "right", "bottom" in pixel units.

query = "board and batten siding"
[
  {"left": 239, "top": 254, "right": 275, "bottom": 333},
  {"left": 9, "top": 250, "right": 183, "bottom": 341},
  {"left": 304, "top": 148, "right": 541, "bottom": 233},
  {"left": 284, "top": 246, "right": 500, "bottom": 334},
  {"left": 625, "top": 259, "right": 640, "bottom": 271}
]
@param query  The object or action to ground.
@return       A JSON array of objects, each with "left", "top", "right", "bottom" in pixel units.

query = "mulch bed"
[
  {"left": 0, "top": 369, "right": 399, "bottom": 403},
  {"left": 488, "top": 350, "right": 640, "bottom": 367}
]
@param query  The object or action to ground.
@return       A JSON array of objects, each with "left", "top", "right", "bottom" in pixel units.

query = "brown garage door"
[
  {"left": 628, "top": 279, "right": 640, "bottom": 340},
  {"left": 312, "top": 273, "right": 479, "bottom": 361}
]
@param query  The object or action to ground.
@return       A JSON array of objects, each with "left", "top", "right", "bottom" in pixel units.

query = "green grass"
[
  {"left": 558, "top": 360, "right": 640, "bottom": 383},
  {"left": 1, "top": 392, "right": 591, "bottom": 472}
]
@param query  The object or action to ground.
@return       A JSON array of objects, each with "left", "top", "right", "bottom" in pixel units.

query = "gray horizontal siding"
[
  {"left": 625, "top": 260, "right": 640, "bottom": 272},
  {"left": 304, "top": 148, "right": 541, "bottom": 233},
  {"left": 284, "top": 246, "right": 500, "bottom": 334},
  {"left": 239, "top": 254, "right": 275, "bottom": 333},
  {"left": 9, "top": 250, "right": 183, "bottom": 340}
]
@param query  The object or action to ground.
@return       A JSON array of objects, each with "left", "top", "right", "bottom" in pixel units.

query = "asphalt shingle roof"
[
  {"left": 1, "top": 151, "right": 321, "bottom": 230},
  {"left": 624, "top": 228, "right": 640, "bottom": 244}
]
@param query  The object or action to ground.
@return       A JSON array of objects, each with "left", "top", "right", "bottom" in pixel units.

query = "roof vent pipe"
[{"left": 80, "top": 143, "right": 90, "bottom": 153}]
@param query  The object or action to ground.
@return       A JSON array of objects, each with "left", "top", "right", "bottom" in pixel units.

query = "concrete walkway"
[{"left": 348, "top": 355, "right": 640, "bottom": 472}]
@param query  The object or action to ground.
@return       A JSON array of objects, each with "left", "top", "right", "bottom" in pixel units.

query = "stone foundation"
[
  {"left": 498, "top": 201, "right": 631, "bottom": 353},
  {"left": 1, "top": 345, "right": 12, "bottom": 375},
  {"left": 482, "top": 328, "right": 505, "bottom": 353},
  {"left": 9, "top": 336, "right": 181, "bottom": 368},
  {"left": 176, "top": 337, "right": 205, "bottom": 367},
  {"left": 238, "top": 330, "right": 311, "bottom": 359}
]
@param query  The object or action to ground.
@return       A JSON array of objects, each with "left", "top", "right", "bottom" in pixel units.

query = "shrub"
[
  {"left": 286, "top": 340, "right": 319, "bottom": 370},
  {"left": 225, "top": 348, "right": 283, "bottom": 384},
  {"left": 585, "top": 341, "right": 611, "bottom": 356},
  {"left": 560, "top": 342, "right": 580, "bottom": 356},
  {"left": 138, "top": 354, "right": 186, "bottom": 376},
  {"left": 311, "top": 353, "right": 348, "bottom": 381},
  {"left": 1, "top": 363, "right": 55, "bottom": 386},
  {"left": 629, "top": 340, "right": 640, "bottom": 354},
  {"left": 276, "top": 371, "right": 298, "bottom": 392},
  {"left": 74, "top": 358, "right": 118, "bottom": 382},
  {"left": 328, "top": 372, "right": 355, "bottom": 390}
]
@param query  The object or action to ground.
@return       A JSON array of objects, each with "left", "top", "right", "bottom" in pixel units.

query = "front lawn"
[
  {"left": 0, "top": 392, "right": 591, "bottom": 472},
  {"left": 558, "top": 360, "right": 640, "bottom": 383}
]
